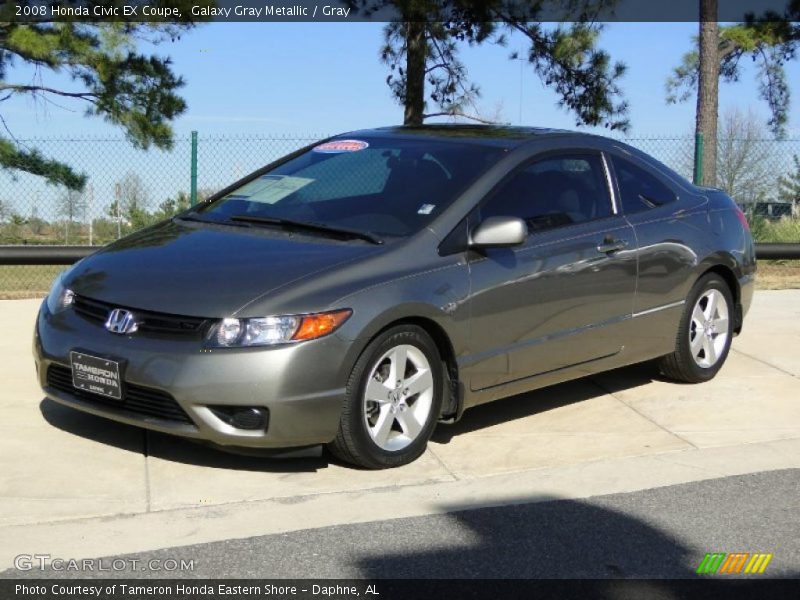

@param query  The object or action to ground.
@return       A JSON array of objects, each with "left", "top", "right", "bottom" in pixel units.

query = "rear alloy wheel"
[
  {"left": 688, "top": 288, "right": 730, "bottom": 369},
  {"left": 659, "top": 274, "right": 734, "bottom": 383},
  {"left": 329, "top": 326, "right": 443, "bottom": 469}
]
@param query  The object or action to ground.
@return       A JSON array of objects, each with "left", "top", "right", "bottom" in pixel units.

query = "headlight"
[
  {"left": 206, "top": 309, "right": 352, "bottom": 348},
  {"left": 46, "top": 272, "right": 75, "bottom": 315}
]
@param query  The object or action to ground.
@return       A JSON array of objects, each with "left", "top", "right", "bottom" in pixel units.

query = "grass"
[
  {"left": 0, "top": 265, "right": 64, "bottom": 299},
  {"left": 748, "top": 218, "right": 800, "bottom": 289},
  {"left": 750, "top": 216, "right": 800, "bottom": 243}
]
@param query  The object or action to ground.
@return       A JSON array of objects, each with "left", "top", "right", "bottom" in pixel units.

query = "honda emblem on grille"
[{"left": 105, "top": 309, "right": 139, "bottom": 334}]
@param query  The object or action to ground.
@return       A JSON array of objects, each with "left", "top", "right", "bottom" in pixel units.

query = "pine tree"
[
  {"left": 355, "top": 0, "right": 629, "bottom": 129},
  {"left": 666, "top": 0, "right": 800, "bottom": 184},
  {"left": 0, "top": 6, "right": 204, "bottom": 190}
]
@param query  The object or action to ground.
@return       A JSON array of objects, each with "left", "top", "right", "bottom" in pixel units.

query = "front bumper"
[{"left": 33, "top": 301, "right": 349, "bottom": 448}]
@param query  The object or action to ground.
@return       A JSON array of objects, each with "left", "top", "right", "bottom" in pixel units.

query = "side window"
[
  {"left": 611, "top": 155, "right": 677, "bottom": 214},
  {"left": 481, "top": 153, "right": 612, "bottom": 232}
]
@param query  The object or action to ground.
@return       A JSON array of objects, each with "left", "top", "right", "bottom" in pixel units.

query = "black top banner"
[{"left": 4, "top": 0, "right": 800, "bottom": 23}]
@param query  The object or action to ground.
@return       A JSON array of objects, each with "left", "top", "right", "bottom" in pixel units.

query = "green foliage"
[
  {"left": 0, "top": 16, "right": 198, "bottom": 189},
  {"left": 362, "top": 0, "right": 629, "bottom": 129},
  {"left": 0, "top": 189, "right": 193, "bottom": 245},
  {"left": 666, "top": 12, "right": 800, "bottom": 137},
  {"left": 778, "top": 154, "right": 800, "bottom": 206},
  {"left": 749, "top": 215, "right": 800, "bottom": 242},
  {"left": 381, "top": 19, "right": 485, "bottom": 121},
  {"left": 154, "top": 191, "right": 191, "bottom": 220},
  {"left": 126, "top": 205, "right": 157, "bottom": 231},
  {"left": 0, "top": 139, "right": 87, "bottom": 190},
  {"left": 511, "top": 20, "right": 628, "bottom": 131}
]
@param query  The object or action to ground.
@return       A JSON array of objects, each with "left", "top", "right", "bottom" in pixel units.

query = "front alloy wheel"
[
  {"left": 329, "top": 325, "right": 443, "bottom": 469},
  {"left": 363, "top": 344, "right": 435, "bottom": 452}
]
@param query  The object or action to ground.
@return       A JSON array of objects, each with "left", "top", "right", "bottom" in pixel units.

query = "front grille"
[
  {"left": 72, "top": 295, "right": 108, "bottom": 322},
  {"left": 72, "top": 294, "right": 209, "bottom": 338},
  {"left": 47, "top": 364, "right": 193, "bottom": 425}
]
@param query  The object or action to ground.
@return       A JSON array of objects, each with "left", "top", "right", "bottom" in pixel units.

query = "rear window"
[
  {"left": 611, "top": 155, "right": 677, "bottom": 214},
  {"left": 200, "top": 137, "right": 504, "bottom": 237}
]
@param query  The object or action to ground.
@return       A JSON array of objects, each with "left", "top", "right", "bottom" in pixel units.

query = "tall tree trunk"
[
  {"left": 404, "top": 20, "right": 426, "bottom": 126},
  {"left": 695, "top": 0, "right": 719, "bottom": 186}
]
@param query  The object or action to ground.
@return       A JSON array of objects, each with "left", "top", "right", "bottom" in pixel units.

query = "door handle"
[{"left": 596, "top": 238, "right": 628, "bottom": 254}]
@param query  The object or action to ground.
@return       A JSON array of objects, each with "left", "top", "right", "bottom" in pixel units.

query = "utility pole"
[
  {"left": 190, "top": 131, "right": 198, "bottom": 206},
  {"left": 64, "top": 193, "right": 70, "bottom": 245},
  {"left": 87, "top": 184, "right": 94, "bottom": 246},
  {"left": 115, "top": 183, "right": 122, "bottom": 239},
  {"left": 516, "top": 50, "right": 524, "bottom": 125}
]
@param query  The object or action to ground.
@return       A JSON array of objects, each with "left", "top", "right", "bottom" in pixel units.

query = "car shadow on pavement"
[
  {"left": 11, "top": 472, "right": 797, "bottom": 582},
  {"left": 39, "top": 360, "right": 667, "bottom": 469},
  {"left": 39, "top": 399, "right": 328, "bottom": 473},
  {"left": 432, "top": 361, "right": 663, "bottom": 445},
  {"left": 355, "top": 494, "right": 698, "bottom": 579},
  {"left": 354, "top": 486, "right": 800, "bottom": 583}
]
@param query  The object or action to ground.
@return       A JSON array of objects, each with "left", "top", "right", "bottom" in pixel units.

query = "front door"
[{"left": 464, "top": 151, "right": 637, "bottom": 390}]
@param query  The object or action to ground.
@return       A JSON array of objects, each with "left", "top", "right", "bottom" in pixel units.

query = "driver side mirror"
[{"left": 469, "top": 216, "right": 528, "bottom": 249}]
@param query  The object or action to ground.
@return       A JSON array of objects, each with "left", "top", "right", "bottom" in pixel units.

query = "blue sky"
[
  {"left": 3, "top": 21, "right": 799, "bottom": 219},
  {"left": 6, "top": 21, "right": 800, "bottom": 139}
]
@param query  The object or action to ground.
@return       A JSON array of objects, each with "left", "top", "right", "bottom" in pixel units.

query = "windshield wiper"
[
  {"left": 176, "top": 213, "right": 209, "bottom": 223},
  {"left": 177, "top": 213, "right": 252, "bottom": 228},
  {"left": 228, "top": 215, "right": 383, "bottom": 245}
]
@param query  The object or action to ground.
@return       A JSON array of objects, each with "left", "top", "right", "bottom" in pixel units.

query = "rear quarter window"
[{"left": 611, "top": 155, "right": 677, "bottom": 214}]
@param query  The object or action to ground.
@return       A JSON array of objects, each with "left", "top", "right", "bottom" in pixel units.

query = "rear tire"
[
  {"left": 328, "top": 325, "right": 443, "bottom": 469},
  {"left": 659, "top": 273, "right": 734, "bottom": 383}
]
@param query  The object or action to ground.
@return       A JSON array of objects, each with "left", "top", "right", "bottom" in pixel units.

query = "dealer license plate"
[{"left": 70, "top": 351, "right": 123, "bottom": 400}]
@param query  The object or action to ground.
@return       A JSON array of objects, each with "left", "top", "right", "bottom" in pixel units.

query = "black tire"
[
  {"left": 328, "top": 325, "right": 444, "bottom": 469},
  {"left": 659, "top": 273, "right": 734, "bottom": 383}
]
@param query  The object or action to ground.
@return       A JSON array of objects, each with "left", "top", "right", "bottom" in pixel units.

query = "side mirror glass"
[{"left": 469, "top": 216, "right": 527, "bottom": 248}]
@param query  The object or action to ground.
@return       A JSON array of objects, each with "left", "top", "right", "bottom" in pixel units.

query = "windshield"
[{"left": 197, "top": 137, "right": 505, "bottom": 237}]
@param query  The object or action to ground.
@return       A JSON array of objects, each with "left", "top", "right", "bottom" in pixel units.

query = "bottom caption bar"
[{"left": 5, "top": 579, "right": 800, "bottom": 600}]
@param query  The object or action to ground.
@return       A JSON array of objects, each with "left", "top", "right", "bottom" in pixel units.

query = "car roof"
[
  {"left": 339, "top": 124, "right": 574, "bottom": 148},
  {"left": 336, "top": 125, "right": 695, "bottom": 190}
]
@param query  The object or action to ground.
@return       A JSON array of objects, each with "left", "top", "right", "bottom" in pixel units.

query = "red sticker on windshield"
[{"left": 312, "top": 139, "right": 369, "bottom": 153}]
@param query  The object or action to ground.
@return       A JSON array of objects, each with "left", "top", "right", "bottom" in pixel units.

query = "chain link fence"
[
  {"left": 0, "top": 133, "right": 323, "bottom": 295},
  {"left": 1, "top": 133, "right": 799, "bottom": 295}
]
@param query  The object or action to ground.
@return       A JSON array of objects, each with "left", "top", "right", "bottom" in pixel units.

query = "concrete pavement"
[
  {"left": 1, "top": 291, "right": 799, "bottom": 571},
  {"left": 9, "top": 469, "right": 799, "bottom": 578}
]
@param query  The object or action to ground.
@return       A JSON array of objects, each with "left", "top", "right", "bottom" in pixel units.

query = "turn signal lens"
[{"left": 293, "top": 310, "right": 352, "bottom": 341}]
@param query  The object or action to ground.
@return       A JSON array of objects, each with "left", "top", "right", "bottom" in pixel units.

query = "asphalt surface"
[{"left": 7, "top": 469, "right": 799, "bottom": 579}]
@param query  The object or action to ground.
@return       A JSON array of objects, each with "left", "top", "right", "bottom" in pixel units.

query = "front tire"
[
  {"left": 328, "top": 325, "right": 443, "bottom": 469},
  {"left": 659, "top": 273, "right": 734, "bottom": 383}
]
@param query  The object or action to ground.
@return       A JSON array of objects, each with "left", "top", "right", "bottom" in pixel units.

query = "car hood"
[{"left": 64, "top": 219, "right": 382, "bottom": 317}]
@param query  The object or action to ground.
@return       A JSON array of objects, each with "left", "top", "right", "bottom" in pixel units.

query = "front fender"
[{"left": 330, "top": 260, "right": 470, "bottom": 389}]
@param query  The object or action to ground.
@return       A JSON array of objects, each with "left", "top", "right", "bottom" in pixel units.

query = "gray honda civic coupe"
[{"left": 34, "top": 126, "right": 755, "bottom": 468}]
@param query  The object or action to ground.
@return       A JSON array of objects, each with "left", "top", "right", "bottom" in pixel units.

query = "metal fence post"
[
  {"left": 693, "top": 132, "right": 704, "bottom": 185},
  {"left": 190, "top": 130, "right": 198, "bottom": 206}
]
